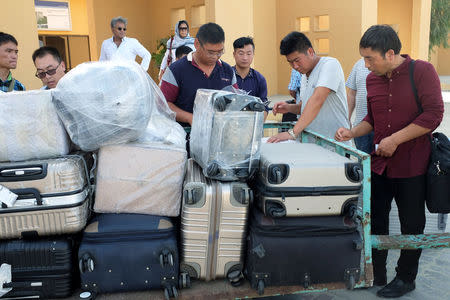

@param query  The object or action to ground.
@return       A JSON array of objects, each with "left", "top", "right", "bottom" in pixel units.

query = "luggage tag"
[
  {"left": 0, "top": 185, "right": 18, "bottom": 208},
  {"left": 0, "top": 263, "right": 12, "bottom": 296}
]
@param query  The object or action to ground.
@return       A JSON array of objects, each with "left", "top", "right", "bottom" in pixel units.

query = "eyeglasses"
[
  {"left": 116, "top": 27, "right": 127, "bottom": 31},
  {"left": 200, "top": 44, "right": 224, "bottom": 58},
  {"left": 179, "top": 27, "right": 188, "bottom": 31},
  {"left": 35, "top": 63, "right": 61, "bottom": 79}
]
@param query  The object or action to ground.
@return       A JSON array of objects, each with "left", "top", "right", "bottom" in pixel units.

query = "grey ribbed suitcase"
[
  {"left": 180, "top": 159, "right": 251, "bottom": 284},
  {"left": 254, "top": 143, "right": 363, "bottom": 217},
  {"left": 0, "top": 155, "right": 90, "bottom": 239}
]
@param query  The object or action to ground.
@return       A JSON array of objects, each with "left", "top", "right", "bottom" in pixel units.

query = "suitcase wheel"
[
  {"left": 179, "top": 272, "right": 191, "bottom": 289},
  {"left": 79, "top": 254, "right": 95, "bottom": 273},
  {"left": 266, "top": 200, "right": 286, "bottom": 218},
  {"left": 303, "top": 273, "right": 311, "bottom": 288},
  {"left": 257, "top": 279, "right": 265, "bottom": 295},
  {"left": 159, "top": 250, "right": 174, "bottom": 267},
  {"left": 214, "top": 96, "right": 232, "bottom": 112},
  {"left": 79, "top": 291, "right": 96, "bottom": 300},
  {"left": 206, "top": 161, "right": 220, "bottom": 177},
  {"left": 164, "top": 286, "right": 178, "bottom": 299},
  {"left": 347, "top": 274, "right": 356, "bottom": 290},
  {"left": 243, "top": 102, "right": 265, "bottom": 112},
  {"left": 235, "top": 168, "right": 249, "bottom": 180},
  {"left": 345, "top": 163, "right": 363, "bottom": 182},
  {"left": 268, "top": 164, "right": 288, "bottom": 184},
  {"left": 227, "top": 270, "right": 244, "bottom": 287}
]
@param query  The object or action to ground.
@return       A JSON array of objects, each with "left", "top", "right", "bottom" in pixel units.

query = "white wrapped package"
[
  {"left": 52, "top": 61, "right": 152, "bottom": 151},
  {"left": 0, "top": 90, "right": 69, "bottom": 162},
  {"left": 94, "top": 142, "right": 187, "bottom": 216},
  {"left": 190, "top": 89, "right": 264, "bottom": 181}
]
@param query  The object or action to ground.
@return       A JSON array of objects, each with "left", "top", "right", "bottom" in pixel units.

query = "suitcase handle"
[
  {"left": 10, "top": 188, "right": 43, "bottom": 205},
  {"left": 0, "top": 164, "right": 48, "bottom": 182}
]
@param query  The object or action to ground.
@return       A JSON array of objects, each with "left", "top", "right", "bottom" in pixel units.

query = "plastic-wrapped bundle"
[
  {"left": 0, "top": 90, "right": 69, "bottom": 162},
  {"left": 52, "top": 61, "right": 152, "bottom": 151},
  {"left": 190, "top": 89, "right": 264, "bottom": 181},
  {"left": 94, "top": 142, "right": 187, "bottom": 216}
]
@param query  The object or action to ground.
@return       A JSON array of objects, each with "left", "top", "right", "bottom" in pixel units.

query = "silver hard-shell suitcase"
[
  {"left": 254, "top": 143, "right": 362, "bottom": 217},
  {"left": 0, "top": 155, "right": 90, "bottom": 239},
  {"left": 190, "top": 89, "right": 264, "bottom": 181},
  {"left": 180, "top": 159, "right": 251, "bottom": 284}
]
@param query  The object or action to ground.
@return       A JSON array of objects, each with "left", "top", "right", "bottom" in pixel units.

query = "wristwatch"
[{"left": 288, "top": 128, "right": 297, "bottom": 140}]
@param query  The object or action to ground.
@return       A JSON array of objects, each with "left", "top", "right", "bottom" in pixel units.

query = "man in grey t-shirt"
[
  {"left": 346, "top": 58, "right": 372, "bottom": 153},
  {"left": 268, "top": 31, "right": 350, "bottom": 144}
]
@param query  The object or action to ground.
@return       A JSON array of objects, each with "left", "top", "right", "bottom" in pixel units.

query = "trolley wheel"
[
  {"left": 214, "top": 97, "right": 227, "bottom": 112},
  {"left": 79, "top": 291, "right": 96, "bottom": 300},
  {"left": 206, "top": 162, "right": 220, "bottom": 177},
  {"left": 160, "top": 253, "right": 165, "bottom": 267},
  {"left": 257, "top": 279, "right": 265, "bottom": 295},
  {"left": 227, "top": 270, "right": 244, "bottom": 287},
  {"left": 303, "top": 273, "right": 311, "bottom": 288},
  {"left": 347, "top": 274, "right": 355, "bottom": 290}
]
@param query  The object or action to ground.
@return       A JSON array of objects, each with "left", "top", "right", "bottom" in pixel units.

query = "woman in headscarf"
[{"left": 158, "top": 20, "right": 195, "bottom": 81}]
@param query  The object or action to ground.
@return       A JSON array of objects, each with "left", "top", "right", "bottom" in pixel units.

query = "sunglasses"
[
  {"left": 35, "top": 63, "right": 61, "bottom": 79},
  {"left": 117, "top": 27, "right": 127, "bottom": 31},
  {"left": 179, "top": 27, "right": 188, "bottom": 31}
]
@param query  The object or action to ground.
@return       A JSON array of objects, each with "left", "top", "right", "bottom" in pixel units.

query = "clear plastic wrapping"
[
  {"left": 190, "top": 89, "right": 264, "bottom": 181},
  {"left": 94, "top": 142, "right": 187, "bottom": 216},
  {"left": 52, "top": 60, "right": 184, "bottom": 151},
  {"left": 0, "top": 90, "right": 69, "bottom": 162}
]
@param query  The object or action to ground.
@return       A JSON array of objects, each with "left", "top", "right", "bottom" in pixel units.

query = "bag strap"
[
  {"left": 7, "top": 77, "right": 15, "bottom": 92},
  {"left": 408, "top": 60, "right": 423, "bottom": 114}
]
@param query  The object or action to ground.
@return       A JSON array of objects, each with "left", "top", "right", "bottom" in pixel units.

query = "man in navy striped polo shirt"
[{"left": 160, "top": 22, "right": 237, "bottom": 127}]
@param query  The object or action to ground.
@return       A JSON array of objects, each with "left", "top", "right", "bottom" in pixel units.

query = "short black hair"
[
  {"left": 233, "top": 37, "right": 255, "bottom": 50},
  {"left": 32, "top": 46, "right": 62, "bottom": 64},
  {"left": 178, "top": 20, "right": 189, "bottom": 30},
  {"left": 280, "top": 31, "right": 313, "bottom": 56},
  {"left": 0, "top": 32, "right": 18, "bottom": 47},
  {"left": 175, "top": 45, "right": 193, "bottom": 59},
  {"left": 359, "top": 25, "right": 401, "bottom": 56},
  {"left": 196, "top": 22, "right": 225, "bottom": 45}
]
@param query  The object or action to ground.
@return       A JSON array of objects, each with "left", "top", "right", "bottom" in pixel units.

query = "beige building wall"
[
  {"left": 1, "top": 0, "right": 42, "bottom": 90},
  {"left": 276, "top": 0, "right": 375, "bottom": 95}
]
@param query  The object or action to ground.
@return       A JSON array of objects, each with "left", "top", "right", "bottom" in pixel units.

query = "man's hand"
[
  {"left": 376, "top": 136, "right": 398, "bottom": 157},
  {"left": 267, "top": 132, "right": 292, "bottom": 143},
  {"left": 335, "top": 127, "right": 353, "bottom": 142},
  {"left": 273, "top": 102, "right": 297, "bottom": 115}
]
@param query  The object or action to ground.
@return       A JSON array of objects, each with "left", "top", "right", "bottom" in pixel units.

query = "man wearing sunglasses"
[
  {"left": 0, "top": 32, "right": 25, "bottom": 92},
  {"left": 160, "top": 22, "right": 237, "bottom": 127},
  {"left": 99, "top": 16, "right": 151, "bottom": 71},
  {"left": 32, "top": 46, "right": 65, "bottom": 90}
]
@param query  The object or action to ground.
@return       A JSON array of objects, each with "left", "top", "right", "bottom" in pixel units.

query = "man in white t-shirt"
[
  {"left": 268, "top": 31, "right": 349, "bottom": 144},
  {"left": 346, "top": 58, "right": 372, "bottom": 153},
  {"left": 99, "top": 16, "right": 151, "bottom": 71}
]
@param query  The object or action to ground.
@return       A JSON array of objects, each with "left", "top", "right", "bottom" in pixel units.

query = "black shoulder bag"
[{"left": 409, "top": 60, "right": 450, "bottom": 213}]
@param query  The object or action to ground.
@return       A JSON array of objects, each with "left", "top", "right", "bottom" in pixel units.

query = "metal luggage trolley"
[{"left": 164, "top": 123, "right": 450, "bottom": 299}]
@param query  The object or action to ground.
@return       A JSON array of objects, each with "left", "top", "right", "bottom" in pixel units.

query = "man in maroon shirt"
[{"left": 335, "top": 25, "right": 444, "bottom": 298}]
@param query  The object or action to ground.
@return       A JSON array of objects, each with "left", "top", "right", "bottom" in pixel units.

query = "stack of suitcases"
[
  {"left": 182, "top": 89, "right": 264, "bottom": 285},
  {"left": 245, "top": 142, "right": 364, "bottom": 294},
  {"left": 0, "top": 90, "right": 91, "bottom": 299}
]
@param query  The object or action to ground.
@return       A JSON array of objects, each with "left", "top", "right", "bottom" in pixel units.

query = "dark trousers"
[{"left": 371, "top": 172, "right": 426, "bottom": 283}]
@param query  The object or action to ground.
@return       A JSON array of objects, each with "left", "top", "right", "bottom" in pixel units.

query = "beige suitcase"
[
  {"left": 94, "top": 143, "right": 187, "bottom": 216},
  {"left": 0, "top": 155, "right": 90, "bottom": 239},
  {"left": 180, "top": 159, "right": 250, "bottom": 284}
]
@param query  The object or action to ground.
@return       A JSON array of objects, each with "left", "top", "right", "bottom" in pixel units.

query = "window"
[
  {"left": 296, "top": 17, "right": 310, "bottom": 32},
  {"left": 191, "top": 5, "right": 205, "bottom": 28},
  {"left": 315, "top": 38, "right": 330, "bottom": 54},
  {"left": 315, "top": 15, "right": 329, "bottom": 31},
  {"left": 170, "top": 8, "right": 186, "bottom": 30}
]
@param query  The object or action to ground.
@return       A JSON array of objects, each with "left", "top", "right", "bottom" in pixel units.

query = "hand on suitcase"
[
  {"left": 267, "top": 132, "right": 291, "bottom": 143},
  {"left": 335, "top": 127, "right": 353, "bottom": 142}
]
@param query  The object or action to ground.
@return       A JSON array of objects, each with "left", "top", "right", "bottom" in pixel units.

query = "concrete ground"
[{"left": 55, "top": 96, "right": 450, "bottom": 300}]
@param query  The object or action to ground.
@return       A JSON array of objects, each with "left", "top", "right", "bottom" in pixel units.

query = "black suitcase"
[
  {"left": 245, "top": 209, "right": 362, "bottom": 295},
  {"left": 78, "top": 214, "right": 184, "bottom": 299},
  {"left": 0, "top": 238, "right": 74, "bottom": 298}
]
